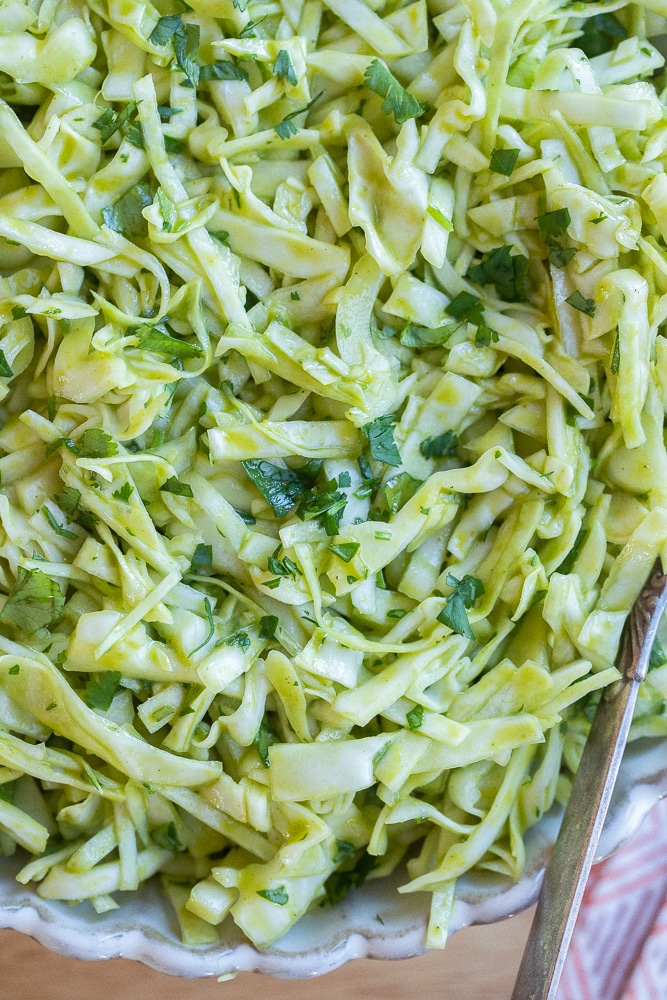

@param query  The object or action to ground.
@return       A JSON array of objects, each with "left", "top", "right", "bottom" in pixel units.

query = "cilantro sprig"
[
  {"left": 363, "top": 59, "right": 426, "bottom": 124},
  {"left": 149, "top": 15, "right": 200, "bottom": 87},
  {"left": 243, "top": 459, "right": 320, "bottom": 517},
  {"left": 468, "top": 245, "right": 528, "bottom": 303},
  {"left": 274, "top": 90, "right": 324, "bottom": 140},
  {"left": 92, "top": 101, "right": 140, "bottom": 144},
  {"left": 361, "top": 414, "right": 401, "bottom": 467},
  {"left": 436, "top": 574, "right": 485, "bottom": 640},
  {"left": 0, "top": 568, "right": 65, "bottom": 635}
]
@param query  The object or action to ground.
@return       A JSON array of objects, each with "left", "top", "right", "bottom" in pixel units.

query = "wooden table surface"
[{"left": 0, "top": 907, "right": 533, "bottom": 999}]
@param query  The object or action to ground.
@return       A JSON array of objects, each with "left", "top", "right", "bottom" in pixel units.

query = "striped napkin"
[{"left": 557, "top": 796, "right": 667, "bottom": 1000}]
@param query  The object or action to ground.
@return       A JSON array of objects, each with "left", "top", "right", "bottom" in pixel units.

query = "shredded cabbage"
[{"left": 0, "top": 0, "right": 667, "bottom": 952}]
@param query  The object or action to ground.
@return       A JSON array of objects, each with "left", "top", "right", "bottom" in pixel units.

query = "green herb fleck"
[
  {"left": 189, "top": 543, "right": 212, "bottom": 574},
  {"left": 273, "top": 49, "right": 297, "bottom": 86},
  {"left": 0, "top": 568, "right": 65, "bottom": 634},
  {"left": 328, "top": 542, "right": 360, "bottom": 563},
  {"left": 537, "top": 207, "right": 571, "bottom": 237},
  {"left": 436, "top": 574, "right": 485, "bottom": 640},
  {"left": 189, "top": 597, "right": 215, "bottom": 655},
  {"left": 364, "top": 59, "right": 425, "bottom": 124},
  {"left": 102, "top": 182, "right": 152, "bottom": 240},
  {"left": 566, "top": 290, "right": 596, "bottom": 317},
  {"left": 489, "top": 147, "right": 520, "bottom": 176},
  {"left": 257, "top": 885, "right": 289, "bottom": 905},
  {"left": 42, "top": 506, "right": 77, "bottom": 539},
  {"left": 92, "top": 101, "right": 139, "bottom": 144},
  {"left": 0, "top": 350, "right": 13, "bottom": 378},
  {"left": 406, "top": 704, "right": 424, "bottom": 730},
  {"left": 361, "top": 414, "right": 401, "bottom": 467},
  {"left": 420, "top": 431, "right": 459, "bottom": 459},
  {"left": 160, "top": 476, "right": 194, "bottom": 498},
  {"left": 611, "top": 331, "right": 620, "bottom": 375},
  {"left": 112, "top": 482, "right": 134, "bottom": 503},
  {"left": 254, "top": 715, "right": 277, "bottom": 766},
  {"left": 151, "top": 821, "right": 183, "bottom": 851},
  {"left": 85, "top": 671, "right": 122, "bottom": 711},
  {"left": 200, "top": 59, "right": 248, "bottom": 82},
  {"left": 468, "top": 245, "right": 528, "bottom": 302},
  {"left": 259, "top": 615, "right": 279, "bottom": 640}
]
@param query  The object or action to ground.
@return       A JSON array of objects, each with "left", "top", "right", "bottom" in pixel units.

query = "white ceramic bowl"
[{"left": 0, "top": 736, "right": 664, "bottom": 979}]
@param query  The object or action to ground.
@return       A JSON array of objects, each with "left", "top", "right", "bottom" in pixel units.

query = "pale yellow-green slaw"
[{"left": 0, "top": 0, "right": 666, "bottom": 950}]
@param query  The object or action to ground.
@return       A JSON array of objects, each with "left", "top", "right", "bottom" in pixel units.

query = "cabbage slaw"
[{"left": 0, "top": 0, "right": 666, "bottom": 951}]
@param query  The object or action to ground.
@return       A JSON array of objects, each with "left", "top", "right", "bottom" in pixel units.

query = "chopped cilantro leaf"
[
  {"left": 125, "top": 122, "right": 144, "bottom": 148},
  {"left": 649, "top": 638, "right": 667, "bottom": 671},
  {"left": 273, "top": 90, "right": 324, "bottom": 139},
  {"left": 322, "top": 851, "right": 376, "bottom": 906},
  {"left": 267, "top": 547, "right": 301, "bottom": 579},
  {"left": 133, "top": 322, "right": 203, "bottom": 358},
  {"left": 92, "top": 101, "right": 139, "bottom": 144},
  {"left": 611, "top": 332, "right": 620, "bottom": 375},
  {"left": 188, "top": 597, "right": 215, "bottom": 655},
  {"left": 11, "top": 305, "right": 26, "bottom": 320},
  {"left": 399, "top": 323, "right": 454, "bottom": 348},
  {"left": 189, "top": 543, "right": 212, "bottom": 574},
  {"left": 160, "top": 476, "right": 194, "bottom": 497},
  {"left": 157, "top": 188, "right": 176, "bottom": 231},
  {"left": 0, "top": 568, "right": 64, "bottom": 634},
  {"left": 233, "top": 507, "right": 256, "bottom": 525},
  {"left": 157, "top": 105, "right": 183, "bottom": 121},
  {"left": 112, "top": 482, "right": 134, "bottom": 503},
  {"left": 468, "top": 245, "right": 528, "bottom": 303},
  {"left": 576, "top": 12, "right": 627, "bottom": 59},
  {"left": 42, "top": 506, "right": 77, "bottom": 539},
  {"left": 254, "top": 715, "right": 277, "bottom": 766},
  {"left": 361, "top": 414, "right": 401, "bottom": 467},
  {"left": 102, "top": 182, "right": 152, "bottom": 240},
  {"left": 420, "top": 431, "right": 459, "bottom": 459},
  {"left": 243, "top": 459, "right": 311, "bottom": 517},
  {"left": 537, "top": 208, "right": 571, "bottom": 238},
  {"left": 151, "top": 821, "right": 183, "bottom": 851},
  {"left": 79, "top": 429, "right": 118, "bottom": 458},
  {"left": 296, "top": 477, "right": 347, "bottom": 534},
  {"left": 475, "top": 324, "right": 500, "bottom": 347},
  {"left": 257, "top": 885, "right": 289, "bottom": 905},
  {"left": 548, "top": 245, "right": 577, "bottom": 268},
  {"left": 273, "top": 49, "right": 297, "bottom": 86},
  {"left": 406, "top": 704, "right": 424, "bottom": 730},
  {"left": 334, "top": 839, "right": 356, "bottom": 864},
  {"left": 364, "top": 59, "right": 425, "bottom": 124},
  {"left": 259, "top": 615, "right": 279, "bottom": 640},
  {"left": 54, "top": 487, "right": 80, "bottom": 516},
  {"left": 328, "top": 542, "right": 360, "bottom": 563},
  {"left": 85, "top": 670, "right": 122, "bottom": 711},
  {"left": 225, "top": 629, "right": 251, "bottom": 652},
  {"left": 149, "top": 14, "right": 182, "bottom": 46},
  {"left": 172, "top": 21, "right": 200, "bottom": 87},
  {"left": 200, "top": 60, "right": 248, "bottom": 82},
  {"left": 240, "top": 15, "right": 267, "bottom": 38},
  {"left": 380, "top": 472, "right": 421, "bottom": 517},
  {"left": 489, "top": 147, "right": 520, "bottom": 175},
  {"left": 0, "top": 349, "right": 13, "bottom": 378},
  {"left": 566, "top": 290, "right": 596, "bottom": 316},
  {"left": 436, "top": 574, "right": 485, "bottom": 640},
  {"left": 445, "top": 291, "right": 484, "bottom": 324}
]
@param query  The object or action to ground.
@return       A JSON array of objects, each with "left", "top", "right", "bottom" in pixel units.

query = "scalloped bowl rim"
[{"left": 0, "top": 737, "right": 664, "bottom": 979}]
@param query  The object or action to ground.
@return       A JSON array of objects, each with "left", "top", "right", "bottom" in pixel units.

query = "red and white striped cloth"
[{"left": 557, "top": 796, "right": 667, "bottom": 1000}]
